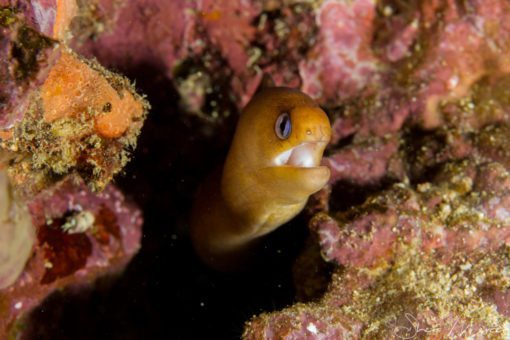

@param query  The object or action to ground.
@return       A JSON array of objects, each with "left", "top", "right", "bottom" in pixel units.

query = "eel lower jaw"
[{"left": 273, "top": 142, "right": 327, "bottom": 168}]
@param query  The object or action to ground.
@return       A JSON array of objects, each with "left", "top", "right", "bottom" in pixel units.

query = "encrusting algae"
[
  {"left": 5, "top": 0, "right": 510, "bottom": 338},
  {"left": 41, "top": 50, "right": 145, "bottom": 139},
  {"left": 1, "top": 47, "right": 149, "bottom": 194},
  {"left": 245, "top": 159, "right": 510, "bottom": 338},
  {"left": 339, "top": 248, "right": 509, "bottom": 338},
  {"left": 1, "top": 2, "right": 150, "bottom": 195},
  {"left": 0, "top": 2, "right": 147, "bottom": 337}
]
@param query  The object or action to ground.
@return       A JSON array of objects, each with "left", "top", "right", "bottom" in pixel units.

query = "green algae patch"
[{"left": 0, "top": 7, "right": 17, "bottom": 27}]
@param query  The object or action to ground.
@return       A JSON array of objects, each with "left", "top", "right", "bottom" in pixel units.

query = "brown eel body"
[{"left": 191, "top": 87, "right": 331, "bottom": 270}]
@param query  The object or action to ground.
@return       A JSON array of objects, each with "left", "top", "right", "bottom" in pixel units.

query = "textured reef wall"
[
  {"left": 0, "top": 1, "right": 146, "bottom": 337},
  {"left": 4, "top": 0, "right": 510, "bottom": 338},
  {"left": 78, "top": 0, "right": 510, "bottom": 337},
  {"left": 243, "top": 0, "right": 510, "bottom": 338}
]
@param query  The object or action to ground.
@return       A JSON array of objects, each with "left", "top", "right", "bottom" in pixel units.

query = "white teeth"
[
  {"left": 288, "top": 144, "right": 316, "bottom": 167},
  {"left": 273, "top": 143, "right": 322, "bottom": 168},
  {"left": 274, "top": 149, "right": 292, "bottom": 166}
]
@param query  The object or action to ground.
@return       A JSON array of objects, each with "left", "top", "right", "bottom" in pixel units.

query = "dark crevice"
[{"left": 330, "top": 178, "right": 397, "bottom": 213}]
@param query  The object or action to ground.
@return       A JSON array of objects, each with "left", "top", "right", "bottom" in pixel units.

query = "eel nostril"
[{"left": 320, "top": 126, "right": 328, "bottom": 137}]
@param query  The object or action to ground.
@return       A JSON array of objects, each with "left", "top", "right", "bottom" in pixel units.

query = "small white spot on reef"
[
  {"left": 448, "top": 75, "right": 459, "bottom": 89},
  {"left": 383, "top": 5, "right": 393, "bottom": 17},
  {"left": 307, "top": 322, "right": 318, "bottom": 334},
  {"left": 460, "top": 262, "right": 472, "bottom": 271},
  {"left": 504, "top": 321, "right": 510, "bottom": 337},
  {"left": 14, "top": 302, "right": 23, "bottom": 310}
]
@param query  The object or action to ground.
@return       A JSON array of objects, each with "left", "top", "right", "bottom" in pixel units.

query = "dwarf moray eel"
[{"left": 190, "top": 86, "right": 331, "bottom": 270}]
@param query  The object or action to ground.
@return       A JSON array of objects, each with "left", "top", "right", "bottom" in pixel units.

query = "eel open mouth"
[{"left": 273, "top": 142, "right": 326, "bottom": 168}]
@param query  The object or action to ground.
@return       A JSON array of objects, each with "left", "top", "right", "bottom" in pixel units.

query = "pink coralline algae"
[
  {"left": 324, "top": 134, "right": 404, "bottom": 185},
  {"left": 4, "top": 0, "right": 510, "bottom": 338},
  {"left": 0, "top": 4, "right": 58, "bottom": 134},
  {"left": 0, "top": 178, "right": 142, "bottom": 337},
  {"left": 76, "top": 0, "right": 196, "bottom": 76},
  {"left": 242, "top": 0, "right": 510, "bottom": 338},
  {"left": 0, "top": 1, "right": 145, "bottom": 337},
  {"left": 244, "top": 160, "right": 510, "bottom": 338},
  {"left": 245, "top": 247, "right": 510, "bottom": 339},
  {"left": 74, "top": 0, "right": 317, "bottom": 113},
  {"left": 198, "top": 0, "right": 260, "bottom": 74},
  {"left": 313, "top": 160, "right": 510, "bottom": 268},
  {"left": 409, "top": 0, "right": 510, "bottom": 130},
  {"left": 73, "top": 0, "right": 510, "bottom": 337},
  {"left": 299, "top": 0, "right": 379, "bottom": 103},
  {"left": 77, "top": 0, "right": 260, "bottom": 78},
  {"left": 318, "top": 0, "right": 510, "bottom": 187}
]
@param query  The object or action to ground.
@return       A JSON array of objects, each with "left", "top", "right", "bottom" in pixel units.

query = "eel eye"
[{"left": 275, "top": 112, "right": 291, "bottom": 140}]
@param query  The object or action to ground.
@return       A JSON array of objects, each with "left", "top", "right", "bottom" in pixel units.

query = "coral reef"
[
  {"left": 61, "top": 0, "right": 510, "bottom": 337},
  {"left": 314, "top": 160, "right": 510, "bottom": 267},
  {"left": 3, "top": 0, "right": 510, "bottom": 338},
  {"left": 244, "top": 159, "right": 510, "bottom": 337},
  {"left": 245, "top": 247, "right": 510, "bottom": 338},
  {"left": 242, "top": 0, "right": 510, "bottom": 338},
  {"left": 1, "top": 2, "right": 149, "bottom": 194},
  {"left": 73, "top": 0, "right": 319, "bottom": 116},
  {"left": 299, "top": 0, "right": 379, "bottom": 103},
  {"left": 0, "top": 1, "right": 146, "bottom": 337},
  {"left": 0, "top": 178, "right": 142, "bottom": 337}
]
